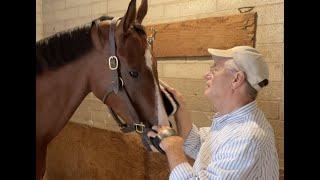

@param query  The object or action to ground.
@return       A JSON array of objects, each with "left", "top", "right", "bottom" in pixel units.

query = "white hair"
[{"left": 224, "top": 59, "right": 240, "bottom": 73}]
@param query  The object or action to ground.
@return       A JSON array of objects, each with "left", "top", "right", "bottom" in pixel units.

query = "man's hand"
[
  {"left": 159, "top": 83, "right": 193, "bottom": 140},
  {"left": 151, "top": 126, "right": 184, "bottom": 152},
  {"left": 147, "top": 126, "right": 188, "bottom": 171},
  {"left": 160, "top": 81, "right": 187, "bottom": 111}
]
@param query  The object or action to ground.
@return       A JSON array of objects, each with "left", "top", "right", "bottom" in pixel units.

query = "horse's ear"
[
  {"left": 121, "top": 0, "right": 136, "bottom": 33},
  {"left": 136, "top": 0, "right": 148, "bottom": 24}
]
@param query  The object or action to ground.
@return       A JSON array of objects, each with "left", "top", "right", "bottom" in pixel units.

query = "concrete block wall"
[
  {"left": 36, "top": 0, "right": 43, "bottom": 41},
  {"left": 40, "top": 0, "right": 284, "bottom": 170}
]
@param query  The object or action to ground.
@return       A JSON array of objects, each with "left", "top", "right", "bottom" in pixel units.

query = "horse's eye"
[{"left": 129, "top": 71, "right": 139, "bottom": 78}]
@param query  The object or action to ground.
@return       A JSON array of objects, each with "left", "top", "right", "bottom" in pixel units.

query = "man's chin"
[
  {"left": 204, "top": 91, "right": 216, "bottom": 102},
  {"left": 204, "top": 91, "right": 210, "bottom": 99}
]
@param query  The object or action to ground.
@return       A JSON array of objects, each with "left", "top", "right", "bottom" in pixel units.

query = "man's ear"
[{"left": 232, "top": 71, "right": 246, "bottom": 89}]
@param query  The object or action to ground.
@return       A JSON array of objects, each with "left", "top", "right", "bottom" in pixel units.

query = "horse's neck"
[{"left": 36, "top": 56, "right": 91, "bottom": 139}]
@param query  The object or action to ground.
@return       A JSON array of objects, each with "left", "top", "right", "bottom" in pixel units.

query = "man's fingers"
[
  {"left": 165, "top": 87, "right": 179, "bottom": 99},
  {"left": 159, "top": 79, "right": 172, "bottom": 89},
  {"left": 160, "top": 80, "right": 178, "bottom": 96},
  {"left": 147, "top": 130, "right": 157, "bottom": 138},
  {"left": 159, "top": 79, "right": 182, "bottom": 102}
]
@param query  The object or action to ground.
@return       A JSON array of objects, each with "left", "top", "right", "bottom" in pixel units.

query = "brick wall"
[
  {"left": 36, "top": 0, "right": 43, "bottom": 41},
  {"left": 40, "top": 0, "right": 284, "bottom": 170}
]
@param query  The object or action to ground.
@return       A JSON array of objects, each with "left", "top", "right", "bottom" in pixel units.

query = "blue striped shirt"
[{"left": 170, "top": 101, "right": 279, "bottom": 180}]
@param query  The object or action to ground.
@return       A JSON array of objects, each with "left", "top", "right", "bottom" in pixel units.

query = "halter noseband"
[{"left": 93, "top": 17, "right": 145, "bottom": 134}]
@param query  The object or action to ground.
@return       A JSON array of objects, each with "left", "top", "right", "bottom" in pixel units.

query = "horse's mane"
[{"left": 36, "top": 16, "right": 114, "bottom": 75}]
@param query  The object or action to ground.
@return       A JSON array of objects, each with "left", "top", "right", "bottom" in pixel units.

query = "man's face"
[{"left": 204, "top": 60, "right": 235, "bottom": 103}]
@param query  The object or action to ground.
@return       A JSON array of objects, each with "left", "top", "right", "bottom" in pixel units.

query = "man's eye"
[{"left": 211, "top": 68, "right": 218, "bottom": 72}]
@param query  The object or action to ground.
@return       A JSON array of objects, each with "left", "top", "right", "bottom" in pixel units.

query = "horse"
[{"left": 36, "top": 0, "right": 171, "bottom": 179}]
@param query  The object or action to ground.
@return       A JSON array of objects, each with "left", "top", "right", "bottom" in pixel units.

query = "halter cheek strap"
[{"left": 108, "top": 17, "right": 120, "bottom": 94}]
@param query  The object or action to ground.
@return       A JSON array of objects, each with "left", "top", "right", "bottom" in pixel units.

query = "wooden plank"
[{"left": 146, "top": 12, "right": 257, "bottom": 58}]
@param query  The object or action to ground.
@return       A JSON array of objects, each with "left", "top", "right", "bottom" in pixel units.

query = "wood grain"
[{"left": 146, "top": 12, "right": 257, "bottom": 58}]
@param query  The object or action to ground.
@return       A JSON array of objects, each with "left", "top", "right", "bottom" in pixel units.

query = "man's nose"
[{"left": 204, "top": 71, "right": 213, "bottom": 80}]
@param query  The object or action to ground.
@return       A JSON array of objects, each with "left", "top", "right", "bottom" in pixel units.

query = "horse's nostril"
[{"left": 129, "top": 71, "right": 139, "bottom": 78}]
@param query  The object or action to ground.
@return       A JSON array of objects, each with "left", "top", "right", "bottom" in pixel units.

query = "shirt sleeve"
[
  {"left": 199, "top": 136, "right": 260, "bottom": 180},
  {"left": 183, "top": 124, "right": 210, "bottom": 159},
  {"left": 169, "top": 162, "right": 194, "bottom": 180},
  {"left": 172, "top": 135, "right": 260, "bottom": 180}
]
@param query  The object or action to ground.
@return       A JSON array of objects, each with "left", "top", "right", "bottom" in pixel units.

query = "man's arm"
[
  {"left": 165, "top": 135, "right": 262, "bottom": 180},
  {"left": 165, "top": 86, "right": 207, "bottom": 159},
  {"left": 160, "top": 135, "right": 188, "bottom": 171},
  {"left": 196, "top": 135, "right": 262, "bottom": 179}
]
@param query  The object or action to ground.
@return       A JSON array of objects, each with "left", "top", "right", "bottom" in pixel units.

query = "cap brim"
[{"left": 208, "top": 48, "right": 233, "bottom": 60}]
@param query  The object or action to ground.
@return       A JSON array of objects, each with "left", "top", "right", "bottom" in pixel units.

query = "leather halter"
[
  {"left": 91, "top": 17, "right": 177, "bottom": 154},
  {"left": 93, "top": 17, "right": 145, "bottom": 134}
]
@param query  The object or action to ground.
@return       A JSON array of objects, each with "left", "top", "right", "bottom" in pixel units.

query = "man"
[{"left": 148, "top": 46, "right": 279, "bottom": 179}]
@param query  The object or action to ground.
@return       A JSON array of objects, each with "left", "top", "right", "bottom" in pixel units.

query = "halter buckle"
[
  {"left": 134, "top": 122, "right": 145, "bottom": 134},
  {"left": 108, "top": 56, "right": 118, "bottom": 70}
]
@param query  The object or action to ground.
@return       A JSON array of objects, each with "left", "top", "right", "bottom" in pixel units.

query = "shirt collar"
[{"left": 213, "top": 100, "right": 257, "bottom": 125}]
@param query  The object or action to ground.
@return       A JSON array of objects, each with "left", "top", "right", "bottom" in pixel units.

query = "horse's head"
[{"left": 88, "top": 0, "right": 170, "bottom": 133}]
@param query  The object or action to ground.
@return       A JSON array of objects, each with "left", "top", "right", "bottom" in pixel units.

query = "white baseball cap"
[{"left": 208, "top": 46, "right": 269, "bottom": 91}]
